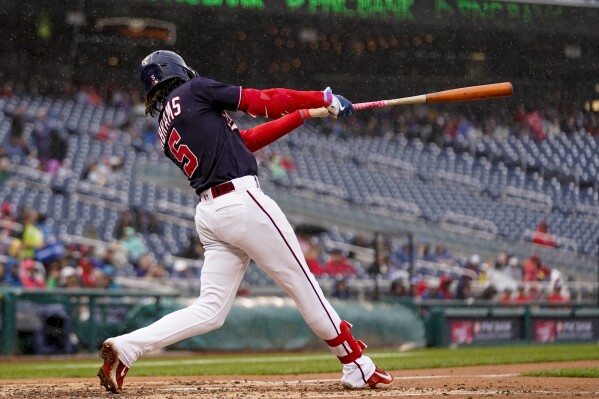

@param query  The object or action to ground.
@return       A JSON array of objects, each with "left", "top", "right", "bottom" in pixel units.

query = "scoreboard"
[{"left": 142, "top": 0, "right": 598, "bottom": 35}]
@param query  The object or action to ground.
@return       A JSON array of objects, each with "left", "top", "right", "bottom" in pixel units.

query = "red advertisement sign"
[{"left": 533, "top": 319, "right": 599, "bottom": 342}]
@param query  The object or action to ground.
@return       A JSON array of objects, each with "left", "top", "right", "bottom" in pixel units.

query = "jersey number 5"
[{"left": 168, "top": 128, "right": 199, "bottom": 178}]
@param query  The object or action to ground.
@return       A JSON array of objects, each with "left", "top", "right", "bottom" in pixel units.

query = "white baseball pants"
[{"left": 112, "top": 176, "right": 374, "bottom": 387}]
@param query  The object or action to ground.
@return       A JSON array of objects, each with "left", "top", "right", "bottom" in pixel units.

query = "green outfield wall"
[
  {"left": 124, "top": 297, "right": 425, "bottom": 351},
  {"left": 0, "top": 289, "right": 424, "bottom": 355},
  {"left": 3, "top": 288, "right": 598, "bottom": 355}
]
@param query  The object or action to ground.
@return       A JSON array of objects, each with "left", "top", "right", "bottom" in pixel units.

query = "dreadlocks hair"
[{"left": 145, "top": 78, "right": 186, "bottom": 117}]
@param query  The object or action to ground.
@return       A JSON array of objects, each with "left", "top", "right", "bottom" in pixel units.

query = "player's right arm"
[{"left": 239, "top": 108, "right": 328, "bottom": 152}]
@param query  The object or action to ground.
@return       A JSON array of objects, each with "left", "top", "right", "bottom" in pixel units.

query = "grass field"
[
  {"left": 2, "top": 343, "right": 598, "bottom": 379},
  {"left": 521, "top": 367, "right": 599, "bottom": 378}
]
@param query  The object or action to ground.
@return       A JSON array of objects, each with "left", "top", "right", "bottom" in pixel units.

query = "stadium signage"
[
  {"left": 447, "top": 318, "right": 522, "bottom": 345},
  {"left": 532, "top": 318, "right": 599, "bottom": 343},
  {"left": 150, "top": 0, "right": 571, "bottom": 22}
]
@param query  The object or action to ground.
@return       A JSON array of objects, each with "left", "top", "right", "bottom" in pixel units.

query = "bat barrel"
[
  {"left": 352, "top": 82, "right": 513, "bottom": 111},
  {"left": 426, "top": 82, "right": 513, "bottom": 103}
]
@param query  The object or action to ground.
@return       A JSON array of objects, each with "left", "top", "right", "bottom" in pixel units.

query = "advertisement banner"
[
  {"left": 532, "top": 318, "right": 599, "bottom": 343},
  {"left": 447, "top": 318, "right": 523, "bottom": 345}
]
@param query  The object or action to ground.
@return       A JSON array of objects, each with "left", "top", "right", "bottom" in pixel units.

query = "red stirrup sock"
[{"left": 324, "top": 320, "right": 367, "bottom": 364}]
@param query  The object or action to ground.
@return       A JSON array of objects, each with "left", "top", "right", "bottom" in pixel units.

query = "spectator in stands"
[
  {"left": 138, "top": 210, "right": 162, "bottom": 236},
  {"left": 101, "top": 242, "right": 129, "bottom": 272},
  {"left": 20, "top": 209, "right": 44, "bottom": 260},
  {"left": 4, "top": 259, "right": 22, "bottom": 287},
  {"left": 177, "top": 236, "right": 205, "bottom": 260},
  {"left": 0, "top": 155, "right": 11, "bottom": 186},
  {"left": 498, "top": 288, "right": 513, "bottom": 304},
  {"left": 523, "top": 254, "right": 540, "bottom": 282},
  {"left": 438, "top": 276, "right": 453, "bottom": 299},
  {"left": 390, "top": 242, "right": 414, "bottom": 270},
  {"left": 464, "top": 254, "right": 481, "bottom": 276},
  {"left": 512, "top": 284, "right": 532, "bottom": 304},
  {"left": 31, "top": 109, "right": 51, "bottom": 168},
  {"left": 332, "top": 278, "right": 350, "bottom": 299},
  {"left": 324, "top": 249, "right": 357, "bottom": 278},
  {"left": 94, "top": 266, "right": 120, "bottom": 290},
  {"left": 454, "top": 278, "right": 472, "bottom": 300},
  {"left": 536, "top": 259, "right": 551, "bottom": 282},
  {"left": 79, "top": 257, "right": 97, "bottom": 288},
  {"left": 390, "top": 278, "right": 409, "bottom": 297},
  {"left": 303, "top": 240, "right": 327, "bottom": 276},
  {"left": 120, "top": 226, "right": 146, "bottom": 261},
  {"left": 47, "top": 128, "right": 68, "bottom": 174},
  {"left": 422, "top": 277, "right": 451, "bottom": 300},
  {"left": 0, "top": 262, "right": 7, "bottom": 285},
  {"left": 52, "top": 158, "right": 75, "bottom": 180},
  {"left": 265, "top": 152, "right": 287, "bottom": 181},
  {"left": 279, "top": 154, "right": 296, "bottom": 174},
  {"left": 548, "top": 281, "right": 570, "bottom": 304},
  {"left": 97, "top": 122, "right": 118, "bottom": 142},
  {"left": 141, "top": 121, "right": 157, "bottom": 146},
  {"left": 45, "top": 261, "right": 61, "bottom": 288},
  {"left": 478, "top": 262, "right": 491, "bottom": 284},
  {"left": 430, "top": 245, "right": 453, "bottom": 264},
  {"left": 83, "top": 160, "right": 106, "bottom": 186},
  {"left": 171, "top": 260, "right": 198, "bottom": 279},
  {"left": 236, "top": 282, "right": 250, "bottom": 297},
  {"left": 532, "top": 221, "right": 556, "bottom": 248},
  {"left": 493, "top": 252, "right": 509, "bottom": 271},
  {"left": 8, "top": 106, "right": 25, "bottom": 141},
  {"left": 0, "top": 202, "right": 17, "bottom": 237},
  {"left": 135, "top": 254, "right": 166, "bottom": 278},
  {"left": 504, "top": 257, "right": 523, "bottom": 281},
  {"left": 480, "top": 285, "right": 498, "bottom": 301},
  {"left": 6, "top": 106, "right": 28, "bottom": 158},
  {"left": 417, "top": 243, "right": 432, "bottom": 261},
  {"left": 114, "top": 210, "right": 138, "bottom": 240},
  {"left": 59, "top": 266, "right": 81, "bottom": 288},
  {"left": 368, "top": 252, "right": 394, "bottom": 278},
  {"left": 413, "top": 279, "right": 429, "bottom": 299},
  {"left": 19, "top": 258, "right": 46, "bottom": 289}
]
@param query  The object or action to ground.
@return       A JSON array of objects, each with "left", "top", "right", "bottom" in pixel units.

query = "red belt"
[{"left": 206, "top": 181, "right": 235, "bottom": 201}]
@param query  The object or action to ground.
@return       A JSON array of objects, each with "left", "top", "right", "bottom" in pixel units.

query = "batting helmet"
[{"left": 139, "top": 50, "right": 198, "bottom": 100}]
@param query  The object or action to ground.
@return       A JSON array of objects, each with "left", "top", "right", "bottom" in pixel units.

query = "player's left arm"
[{"left": 240, "top": 108, "right": 328, "bottom": 152}]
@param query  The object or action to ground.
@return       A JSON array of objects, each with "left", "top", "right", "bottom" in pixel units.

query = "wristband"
[{"left": 299, "top": 109, "right": 311, "bottom": 121}]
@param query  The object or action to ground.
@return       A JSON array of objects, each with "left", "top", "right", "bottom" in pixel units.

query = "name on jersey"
[{"left": 158, "top": 96, "right": 181, "bottom": 149}]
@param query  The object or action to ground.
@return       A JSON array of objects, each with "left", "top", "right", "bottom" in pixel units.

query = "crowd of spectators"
[
  {"left": 315, "top": 99, "right": 598, "bottom": 145},
  {"left": 292, "top": 224, "right": 575, "bottom": 304},
  {"left": 1, "top": 81, "right": 595, "bottom": 304},
  {"left": 0, "top": 201, "right": 203, "bottom": 290}
]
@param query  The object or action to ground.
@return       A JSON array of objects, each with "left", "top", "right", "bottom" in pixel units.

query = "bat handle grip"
[{"left": 353, "top": 100, "right": 388, "bottom": 111}]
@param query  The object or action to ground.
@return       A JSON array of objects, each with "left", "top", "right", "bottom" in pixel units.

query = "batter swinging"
[{"left": 97, "top": 50, "right": 393, "bottom": 393}]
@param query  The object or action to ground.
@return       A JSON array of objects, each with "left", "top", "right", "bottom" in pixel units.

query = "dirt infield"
[{"left": 1, "top": 361, "right": 598, "bottom": 399}]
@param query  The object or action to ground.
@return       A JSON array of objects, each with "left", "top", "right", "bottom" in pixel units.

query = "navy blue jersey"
[{"left": 156, "top": 77, "right": 258, "bottom": 195}]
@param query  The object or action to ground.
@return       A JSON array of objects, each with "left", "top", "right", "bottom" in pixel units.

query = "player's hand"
[{"left": 324, "top": 87, "right": 355, "bottom": 118}]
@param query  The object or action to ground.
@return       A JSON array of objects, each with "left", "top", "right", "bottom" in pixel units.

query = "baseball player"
[{"left": 97, "top": 50, "right": 393, "bottom": 393}]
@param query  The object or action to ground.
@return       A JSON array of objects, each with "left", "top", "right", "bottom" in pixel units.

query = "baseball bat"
[{"left": 353, "top": 82, "right": 513, "bottom": 111}]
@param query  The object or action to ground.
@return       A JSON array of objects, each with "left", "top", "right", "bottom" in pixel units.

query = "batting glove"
[{"left": 324, "top": 87, "right": 355, "bottom": 119}]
